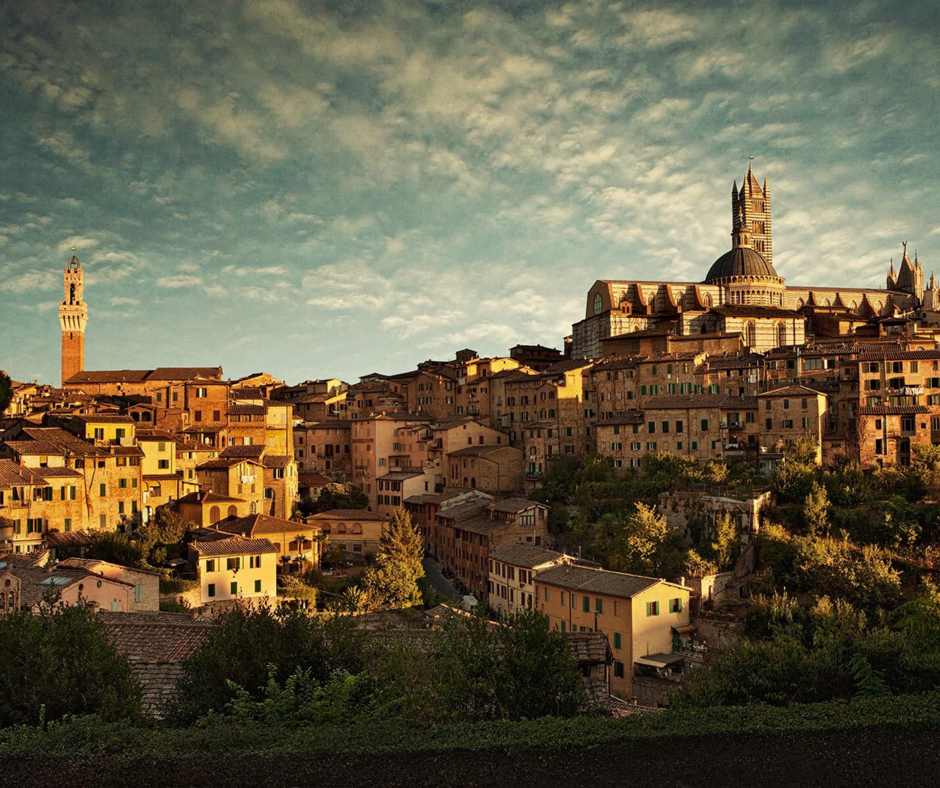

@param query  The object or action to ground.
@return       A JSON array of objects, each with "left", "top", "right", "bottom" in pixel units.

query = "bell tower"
[
  {"left": 732, "top": 161, "right": 772, "bottom": 267},
  {"left": 59, "top": 252, "right": 88, "bottom": 385}
]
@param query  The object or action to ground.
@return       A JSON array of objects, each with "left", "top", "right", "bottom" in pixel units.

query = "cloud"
[
  {"left": 156, "top": 274, "right": 202, "bottom": 289},
  {"left": 57, "top": 236, "right": 98, "bottom": 254},
  {"left": 0, "top": 270, "right": 58, "bottom": 293},
  {"left": 110, "top": 296, "right": 140, "bottom": 306}
]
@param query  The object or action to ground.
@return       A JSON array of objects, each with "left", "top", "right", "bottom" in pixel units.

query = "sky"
[{"left": 1, "top": 0, "right": 939, "bottom": 385}]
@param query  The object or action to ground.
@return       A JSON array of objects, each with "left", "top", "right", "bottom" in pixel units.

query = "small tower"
[
  {"left": 59, "top": 253, "right": 88, "bottom": 385},
  {"left": 887, "top": 257, "right": 897, "bottom": 290},
  {"left": 732, "top": 162, "right": 772, "bottom": 266},
  {"left": 894, "top": 242, "right": 924, "bottom": 302}
]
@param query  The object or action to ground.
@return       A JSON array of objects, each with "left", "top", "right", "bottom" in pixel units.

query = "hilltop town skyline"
[{"left": 3, "top": 1, "right": 940, "bottom": 384}]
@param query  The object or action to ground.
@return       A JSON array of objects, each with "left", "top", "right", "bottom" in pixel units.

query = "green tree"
[
  {"left": 312, "top": 482, "right": 369, "bottom": 514},
  {"left": 609, "top": 502, "right": 668, "bottom": 575},
  {"left": 0, "top": 602, "right": 142, "bottom": 726},
  {"left": 712, "top": 512, "right": 739, "bottom": 571},
  {"left": 0, "top": 370, "right": 12, "bottom": 415},
  {"left": 171, "top": 606, "right": 365, "bottom": 724},
  {"left": 361, "top": 510, "right": 424, "bottom": 610},
  {"left": 803, "top": 481, "right": 831, "bottom": 537},
  {"left": 88, "top": 530, "right": 146, "bottom": 567}
]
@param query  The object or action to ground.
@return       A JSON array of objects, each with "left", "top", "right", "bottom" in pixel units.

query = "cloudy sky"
[{"left": 2, "top": 0, "right": 938, "bottom": 384}]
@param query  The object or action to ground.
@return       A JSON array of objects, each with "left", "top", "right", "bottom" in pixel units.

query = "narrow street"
[{"left": 422, "top": 555, "right": 461, "bottom": 599}]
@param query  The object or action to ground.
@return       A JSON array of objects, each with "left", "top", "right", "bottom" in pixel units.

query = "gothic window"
[
  {"left": 778, "top": 324, "right": 787, "bottom": 347},
  {"left": 69, "top": 283, "right": 75, "bottom": 302},
  {"left": 745, "top": 323, "right": 756, "bottom": 347}
]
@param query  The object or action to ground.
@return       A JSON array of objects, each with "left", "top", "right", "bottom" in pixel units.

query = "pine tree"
[
  {"left": 361, "top": 510, "right": 425, "bottom": 611},
  {"left": 803, "top": 481, "right": 831, "bottom": 537}
]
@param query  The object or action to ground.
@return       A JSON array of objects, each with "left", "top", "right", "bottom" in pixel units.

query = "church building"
[{"left": 571, "top": 166, "right": 926, "bottom": 358}]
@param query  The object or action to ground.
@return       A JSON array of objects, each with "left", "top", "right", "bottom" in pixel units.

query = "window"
[
  {"left": 614, "top": 632, "right": 622, "bottom": 649},
  {"left": 254, "top": 579, "right": 262, "bottom": 593},
  {"left": 206, "top": 559, "right": 216, "bottom": 572},
  {"left": 593, "top": 293, "right": 603, "bottom": 315},
  {"left": 99, "top": 483, "right": 107, "bottom": 497},
  {"left": 646, "top": 600, "right": 660, "bottom": 616},
  {"left": 134, "top": 584, "right": 144, "bottom": 603},
  {"left": 582, "top": 596, "right": 590, "bottom": 612},
  {"left": 119, "top": 478, "right": 127, "bottom": 489},
  {"left": 700, "top": 419, "right": 708, "bottom": 431},
  {"left": 64, "top": 518, "right": 72, "bottom": 532},
  {"left": 614, "top": 661, "right": 624, "bottom": 678},
  {"left": 226, "top": 557, "right": 240, "bottom": 571},
  {"left": 670, "top": 598, "right": 683, "bottom": 613},
  {"left": 195, "top": 387, "right": 208, "bottom": 398},
  {"left": 229, "top": 581, "right": 238, "bottom": 595},
  {"left": 207, "top": 583, "right": 216, "bottom": 598},
  {"left": 595, "top": 598, "right": 603, "bottom": 615}
]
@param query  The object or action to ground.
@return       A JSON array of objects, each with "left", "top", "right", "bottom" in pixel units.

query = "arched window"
[
  {"left": 778, "top": 323, "right": 787, "bottom": 347},
  {"left": 470, "top": 477, "right": 477, "bottom": 489},
  {"left": 227, "top": 505, "right": 238, "bottom": 517},
  {"left": 250, "top": 502, "right": 257, "bottom": 514},
  {"left": 593, "top": 293, "right": 603, "bottom": 315},
  {"left": 69, "top": 283, "right": 76, "bottom": 302},
  {"left": 209, "top": 505, "right": 220, "bottom": 523}
]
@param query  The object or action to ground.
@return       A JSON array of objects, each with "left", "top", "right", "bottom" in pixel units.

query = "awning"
[
  {"left": 635, "top": 653, "right": 686, "bottom": 668},
  {"left": 672, "top": 624, "right": 697, "bottom": 636}
]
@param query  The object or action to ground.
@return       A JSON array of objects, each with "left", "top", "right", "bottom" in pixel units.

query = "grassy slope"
[{"left": 2, "top": 692, "right": 939, "bottom": 787}]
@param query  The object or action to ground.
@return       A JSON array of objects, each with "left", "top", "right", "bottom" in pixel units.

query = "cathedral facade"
[{"left": 571, "top": 167, "right": 925, "bottom": 358}]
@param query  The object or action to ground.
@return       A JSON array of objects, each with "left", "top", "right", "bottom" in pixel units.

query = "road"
[{"left": 422, "top": 555, "right": 461, "bottom": 599}]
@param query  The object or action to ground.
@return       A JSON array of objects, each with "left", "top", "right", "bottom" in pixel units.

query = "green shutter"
[
  {"left": 614, "top": 632, "right": 622, "bottom": 649},
  {"left": 254, "top": 579, "right": 261, "bottom": 593},
  {"left": 230, "top": 582, "right": 238, "bottom": 595},
  {"left": 582, "top": 596, "right": 590, "bottom": 612},
  {"left": 207, "top": 583, "right": 215, "bottom": 598}
]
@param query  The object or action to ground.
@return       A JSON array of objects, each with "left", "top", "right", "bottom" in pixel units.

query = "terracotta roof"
[
  {"left": 228, "top": 404, "right": 265, "bottom": 416},
  {"left": 65, "top": 370, "right": 151, "bottom": 384},
  {"left": 644, "top": 395, "right": 758, "bottom": 411},
  {"left": 758, "top": 385, "right": 824, "bottom": 398},
  {"left": 535, "top": 564, "right": 663, "bottom": 598},
  {"left": 43, "top": 530, "right": 93, "bottom": 548},
  {"left": 191, "top": 537, "right": 278, "bottom": 557},
  {"left": 32, "top": 466, "right": 84, "bottom": 479},
  {"left": 308, "top": 509, "right": 386, "bottom": 521},
  {"left": 491, "top": 497, "right": 541, "bottom": 513},
  {"left": 437, "top": 501, "right": 490, "bottom": 521},
  {"left": 567, "top": 632, "right": 612, "bottom": 664},
  {"left": 212, "top": 513, "right": 313, "bottom": 538},
  {"left": 858, "top": 350, "right": 940, "bottom": 362},
  {"left": 146, "top": 367, "right": 223, "bottom": 381},
  {"left": 219, "top": 445, "right": 266, "bottom": 460},
  {"left": 377, "top": 471, "right": 424, "bottom": 481},
  {"left": 447, "top": 445, "right": 515, "bottom": 457},
  {"left": 489, "top": 543, "right": 565, "bottom": 568},
  {"left": 0, "top": 459, "right": 45, "bottom": 487},
  {"left": 712, "top": 305, "right": 802, "bottom": 319},
  {"left": 177, "top": 490, "right": 246, "bottom": 505},
  {"left": 262, "top": 455, "right": 291, "bottom": 469},
  {"left": 71, "top": 414, "right": 136, "bottom": 424},
  {"left": 298, "top": 472, "right": 331, "bottom": 487},
  {"left": 858, "top": 406, "right": 930, "bottom": 416}
]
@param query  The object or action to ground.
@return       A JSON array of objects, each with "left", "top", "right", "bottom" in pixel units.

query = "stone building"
[{"left": 571, "top": 166, "right": 921, "bottom": 359}]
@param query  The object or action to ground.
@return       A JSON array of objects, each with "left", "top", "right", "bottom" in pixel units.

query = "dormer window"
[{"left": 593, "top": 293, "right": 603, "bottom": 315}]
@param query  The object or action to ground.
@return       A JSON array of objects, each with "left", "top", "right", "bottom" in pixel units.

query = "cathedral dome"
[{"left": 704, "top": 247, "right": 778, "bottom": 283}]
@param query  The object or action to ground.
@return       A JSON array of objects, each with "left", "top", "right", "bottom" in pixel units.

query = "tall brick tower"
[
  {"left": 59, "top": 253, "right": 88, "bottom": 385},
  {"left": 731, "top": 162, "right": 772, "bottom": 267}
]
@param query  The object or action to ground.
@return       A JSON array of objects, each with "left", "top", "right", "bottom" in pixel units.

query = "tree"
[
  {"left": 608, "top": 502, "right": 668, "bottom": 575},
  {"left": 803, "top": 481, "right": 831, "bottom": 537},
  {"left": 171, "top": 606, "right": 365, "bottom": 724},
  {"left": 88, "top": 530, "right": 146, "bottom": 567},
  {"left": 712, "top": 512, "right": 739, "bottom": 571},
  {"left": 361, "top": 510, "right": 424, "bottom": 610},
  {"left": 313, "top": 483, "right": 369, "bottom": 514},
  {"left": 0, "top": 602, "right": 142, "bottom": 726},
  {"left": 0, "top": 370, "right": 12, "bottom": 415}
]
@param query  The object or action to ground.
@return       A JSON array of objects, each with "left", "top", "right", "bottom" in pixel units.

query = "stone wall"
[{"left": 657, "top": 490, "right": 770, "bottom": 541}]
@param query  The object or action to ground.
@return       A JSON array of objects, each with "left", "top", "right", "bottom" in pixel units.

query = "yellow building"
[
  {"left": 534, "top": 564, "right": 690, "bottom": 699},
  {"left": 69, "top": 414, "right": 137, "bottom": 444},
  {"left": 264, "top": 402, "right": 294, "bottom": 456},
  {"left": 306, "top": 508, "right": 386, "bottom": 559},
  {"left": 190, "top": 536, "right": 278, "bottom": 605}
]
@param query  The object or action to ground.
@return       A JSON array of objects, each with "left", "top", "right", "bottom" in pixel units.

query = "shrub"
[
  {"left": 0, "top": 602, "right": 142, "bottom": 726},
  {"left": 170, "top": 606, "right": 366, "bottom": 724}
]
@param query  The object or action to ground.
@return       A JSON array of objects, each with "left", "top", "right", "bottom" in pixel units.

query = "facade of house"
[
  {"left": 534, "top": 564, "right": 691, "bottom": 699},
  {"left": 189, "top": 536, "right": 278, "bottom": 605}
]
